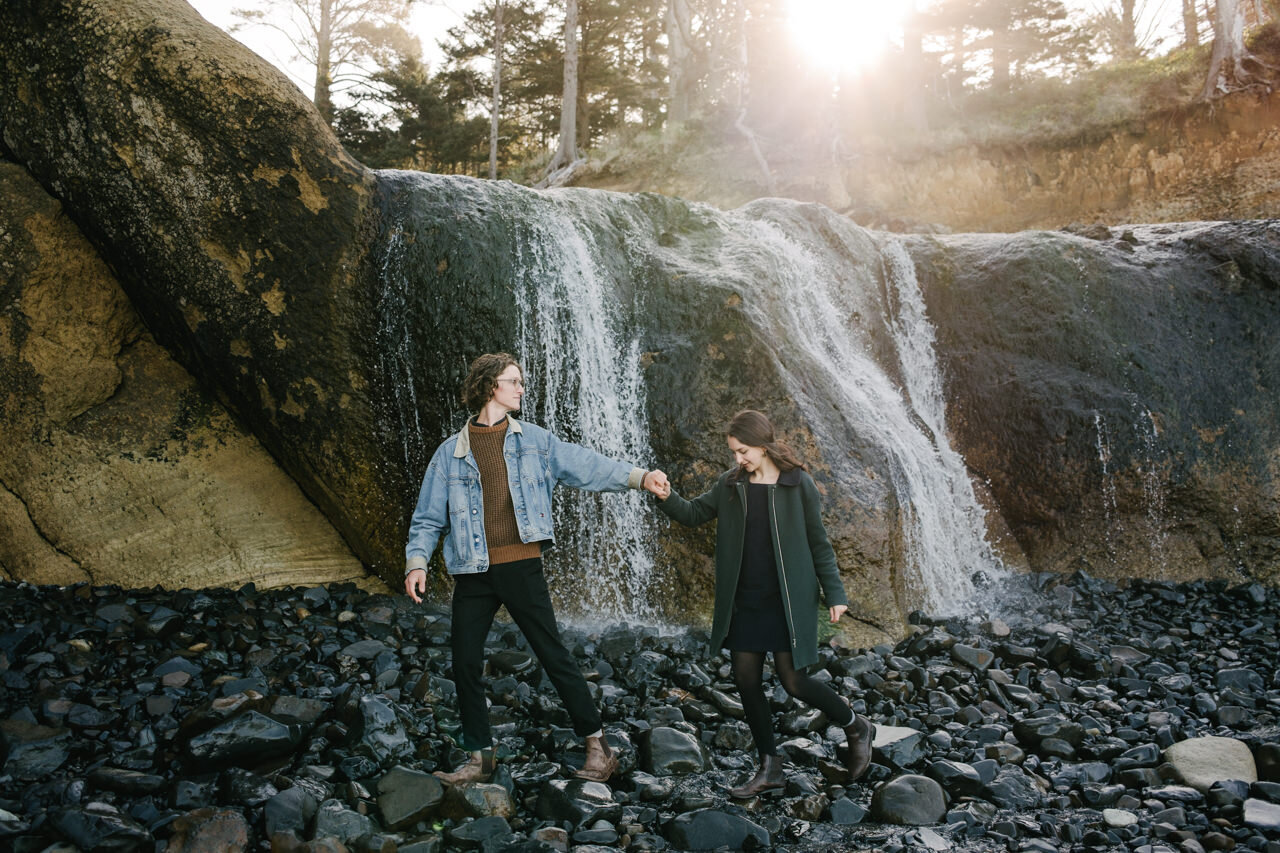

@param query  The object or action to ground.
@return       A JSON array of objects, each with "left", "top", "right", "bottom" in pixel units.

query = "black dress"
[{"left": 722, "top": 482, "right": 791, "bottom": 653}]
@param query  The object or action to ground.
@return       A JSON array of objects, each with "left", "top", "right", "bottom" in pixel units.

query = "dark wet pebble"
[{"left": 0, "top": 571, "right": 1275, "bottom": 851}]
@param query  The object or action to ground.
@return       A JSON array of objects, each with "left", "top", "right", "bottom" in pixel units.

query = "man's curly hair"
[{"left": 462, "top": 352, "right": 521, "bottom": 413}]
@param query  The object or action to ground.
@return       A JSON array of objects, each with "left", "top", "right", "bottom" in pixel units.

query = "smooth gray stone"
[
  {"left": 314, "top": 798, "right": 375, "bottom": 844},
  {"left": 983, "top": 766, "right": 1044, "bottom": 810},
  {"left": 376, "top": 765, "right": 444, "bottom": 830},
  {"left": 264, "top": 786, "right": 318, "bottom": 837},
  {"left": 664, "top": 809, "right": 770, "bottom": 851},
  {"left": 641, "top": 726, "right": 709, "bottom": 776},
  {"left": 1243, "top": 798, "right": 1280, "bottom": 832},
  {"left": 870, "top": 774, "right": 947, "bottom": 825}
]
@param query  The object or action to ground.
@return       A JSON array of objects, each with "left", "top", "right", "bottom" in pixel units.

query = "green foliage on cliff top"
[
  {"left": 919, "top": 20, "right": 1280, "bottom": 151},
  {"left": 567, "top": 22, "right": 1280, "bottom": 193},
  {"left": 924, "top": 44, "right": 1210, "bottom": 151}
]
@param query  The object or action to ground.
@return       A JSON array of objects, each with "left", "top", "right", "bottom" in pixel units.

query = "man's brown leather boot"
[{"left": 575, "top": 735, "right": 619, "bottom": 782}]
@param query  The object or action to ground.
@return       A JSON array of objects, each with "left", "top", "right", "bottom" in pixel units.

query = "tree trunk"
[
  {"left": 707, "top": 0, "right": 730, "bottom": 104},
  {"left": 990, "top": 3, "right": 1012, "bottom": 92},
  {"left": 732, "top": 0, "right": 775, "bottom": 195},
  {"left": 902, "top": 1, "right": 928, "bottom": 133},
  {"left": 577, "top": 39, "right": 589, "bottom": 154},
  {"left": 548, "top": 0, "right": 579, "bottom": 173},
  {"left": 1183, "top": 0, "right": 1200, "bottom": 47},
  {"left": 666, "top": 0, "right": 693, "bottom": 127},
  {"left": 1199, "top": 0, "right": 1250, "bottom": 100},
  {"left": 1118, "top": 0, "right": 1139, "bottom": 59},
  {"left": 313, "top": 0, "right": 334, "bottom": 123},
  {"left": 489, "top": 1, "right": 504, "bottom": 181}
]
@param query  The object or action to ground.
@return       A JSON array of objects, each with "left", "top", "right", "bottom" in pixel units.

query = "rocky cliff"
[
  {"left": 0, "top": 0, "right": 390, "bottom": 586},
  {"left": 911, "top": 222, "right": 1280, "bottom": 586},
  {"left": 0, "top": 161, "right": 366, "bottom": 590}
]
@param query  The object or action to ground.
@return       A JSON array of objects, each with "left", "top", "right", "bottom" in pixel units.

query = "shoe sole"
[
  {"left": 574, "top": 757, "right": 619, "bottom": 782},
  {"left": 728, "top": 783, "right": 784, "bottom": 799}
]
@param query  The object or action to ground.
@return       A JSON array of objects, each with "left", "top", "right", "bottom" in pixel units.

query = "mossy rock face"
[
  {"left": 907, "top": 223, "right": 1280, "bottom": 586},
  {"left": 0, "top": 160, "right": 366, "bottom": 591},
  {"left": 0, "top": 0, "right": 392, "bottom": 573}
]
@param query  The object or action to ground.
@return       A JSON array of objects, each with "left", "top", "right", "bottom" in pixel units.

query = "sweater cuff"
[
  {"left": 627, "top": 467, "right": 647, "bottom": 490},
  {"left": 405, "top": 555, "right": 429, "bottom": 575}
]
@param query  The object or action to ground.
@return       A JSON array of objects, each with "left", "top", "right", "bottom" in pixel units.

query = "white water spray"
[
  {"left": 719, "top": 213, "right": 1003, "bottom": 613},
  {"left": 1135, "top": 405, "right": 1168, "bottom": 570},
  {"left": 1093, "top": 411, "right": 1119, "bottom": 560},
  {"left": 510, "top": 198, "right": 665, "bottom": 624}
]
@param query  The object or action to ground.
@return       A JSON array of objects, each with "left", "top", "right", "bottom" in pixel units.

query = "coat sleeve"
[
  {"left": 547, "top": 431, "right": 646, "bottom": 491},
  {"left": 405, "top": 445, "right": 451, "bottom": 574},
  {"left": 801, "top": 473, "right": 848, "bottom": 607},
  {"left": 656, "top": 479, "right": 722, "bottom": 527}
]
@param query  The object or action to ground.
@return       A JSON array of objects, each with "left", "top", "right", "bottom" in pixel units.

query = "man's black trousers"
[{"left": 449, "top": 556, "right": 602, "bottom": 751}]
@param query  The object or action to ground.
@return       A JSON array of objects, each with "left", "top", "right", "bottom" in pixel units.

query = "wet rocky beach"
[{"left": 1, "top": 571, "right": 1278, "bottom": 853}]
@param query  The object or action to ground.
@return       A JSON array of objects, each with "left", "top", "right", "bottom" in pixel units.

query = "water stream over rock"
[{"left": 373, "top": 173, "right": 1003, "bottom": 624}]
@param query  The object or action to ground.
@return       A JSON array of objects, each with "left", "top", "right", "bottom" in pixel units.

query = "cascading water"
[
  {"left": 1093, "top": 411, "right": 1119, "bottom": 560},
  {"left": 1134, "top": 404, "right": 1169, "bottom": 571},
  {"left": 377, "top": 224, "right": 430, "bottom": 476},
  {"left": 881, "top": 240, "right": 1006, "bottom": 606},
  {"left": 375, "top": 172, "right": 1003, "bottom": 622},
  {"left": 374, "top": 178, "right": 667, "bottom": 624},
  {"left": 713, "top": 207, "right": 1004, "bottom": 614},
  {"left": 1091, "top": 402, "right": 1171, "bottom": 572},
  {"left": 509, "top": 198, "right": 664, "bottom": 624}
]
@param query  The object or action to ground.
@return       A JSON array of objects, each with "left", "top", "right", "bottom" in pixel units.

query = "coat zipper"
[{"left": 769, "top": 485, "right": 798, "bottom": 649}]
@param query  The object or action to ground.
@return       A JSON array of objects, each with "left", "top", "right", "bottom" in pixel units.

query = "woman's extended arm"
[{"left": 655, "top": 478, "right": 722, "bottom": 527}]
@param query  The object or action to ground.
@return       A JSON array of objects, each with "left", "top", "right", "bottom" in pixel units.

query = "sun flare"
[{"left": 786, "top": 0, "right": 907, "bottom": 75}]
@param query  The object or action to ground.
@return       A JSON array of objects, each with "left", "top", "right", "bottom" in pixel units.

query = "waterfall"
[
  {"left": 1092, "top": 403, "right": 1172, "bottom": 572},
  {"left": 376, "top": 223, "right": 427, "bottom": 477},
  {"left": 376, "top": 172, "right": 1003, "bottom": 622},
  {"left": 1134, "top": 404, "right": 1169, "bottom": 571},
  {"left": 881, "top": 240, "right": 1005, "bottom": 606},
  {"left": 373, "top": 176, "right": 666, "bottom": 625},
  {"left": 1093, "top": 411, "right": 1119, "bottom": 561},
  {"left": 718, "top": 207, "right": 1003, "bottom": 614},
  {"left": 507, "top": 197, "right": 665, "bottom": 624}
]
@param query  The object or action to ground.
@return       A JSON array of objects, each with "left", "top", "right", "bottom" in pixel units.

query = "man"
[{"left": 405, "top": 352, "right": 668, "bottom": 784}]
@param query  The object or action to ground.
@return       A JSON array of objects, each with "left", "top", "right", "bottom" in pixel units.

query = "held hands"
[
  {"left": 405, "top": 568, "right": 427, "bottom": 604},
  {"left": 643, "top": 469, "right": 671, "bottom": 500},
  {"left": 829, "top": 604, "right": 848, "bottom": 623}
]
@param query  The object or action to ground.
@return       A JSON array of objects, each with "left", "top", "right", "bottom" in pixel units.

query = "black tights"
[{"left": 731, "top": 650, "right": 854, "bottom": 759}]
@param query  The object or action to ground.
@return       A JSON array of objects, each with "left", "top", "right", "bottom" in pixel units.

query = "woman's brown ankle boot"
[
  {"left": 844, "top": 714, "right": 875, "bottom": 781},
  {"left": 728, "top": 753, "right": 785, "bottom": 798}
]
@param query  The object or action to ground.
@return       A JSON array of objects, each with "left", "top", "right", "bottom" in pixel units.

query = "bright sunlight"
[{"left": 786, "top": 0, "right": 908, "bottom": 75}]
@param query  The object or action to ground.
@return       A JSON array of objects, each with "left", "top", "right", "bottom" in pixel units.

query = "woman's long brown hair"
[{"left": 727, "top": 410, "right": 806, "bottom": 483}]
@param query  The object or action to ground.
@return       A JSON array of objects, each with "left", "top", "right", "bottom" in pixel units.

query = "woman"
[{"left": 654, "top": 410, "right": 874, "bottom": 797}]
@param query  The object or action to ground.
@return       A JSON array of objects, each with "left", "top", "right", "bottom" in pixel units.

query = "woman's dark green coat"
[{"left": 657, "top": 467, "right": 848, "bottom": 669}]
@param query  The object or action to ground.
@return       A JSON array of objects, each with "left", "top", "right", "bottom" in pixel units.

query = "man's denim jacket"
[{"left": 405, "top": 417, "right": 646, "bottom": 576}]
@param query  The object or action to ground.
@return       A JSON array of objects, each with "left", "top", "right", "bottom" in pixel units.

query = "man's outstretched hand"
[{"left": 644, "top": 469, "right": 671, "bottom": 499}]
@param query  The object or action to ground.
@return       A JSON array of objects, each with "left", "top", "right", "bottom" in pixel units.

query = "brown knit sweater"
[{"left": 469, "top": 419, "right": 543, "bottom": 565}]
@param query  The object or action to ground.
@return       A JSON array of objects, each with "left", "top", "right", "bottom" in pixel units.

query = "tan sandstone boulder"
[{"left": 0, "top": 160, "right": 370, "bottom": 590}]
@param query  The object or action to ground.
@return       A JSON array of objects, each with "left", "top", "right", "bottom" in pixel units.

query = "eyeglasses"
[{"left": 496, "top": 378, "right": 525, "bottom": 388}]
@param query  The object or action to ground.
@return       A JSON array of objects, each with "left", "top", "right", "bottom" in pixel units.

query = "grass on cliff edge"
[{"left": 562, "top": 22, "right": 1280, "bottom": 189}]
